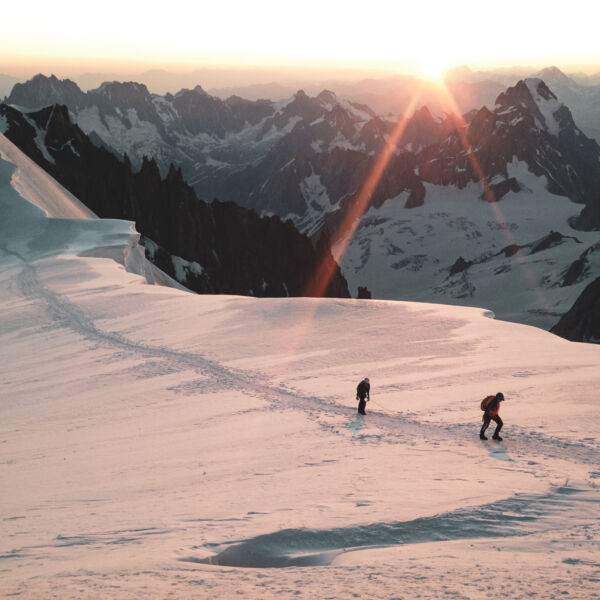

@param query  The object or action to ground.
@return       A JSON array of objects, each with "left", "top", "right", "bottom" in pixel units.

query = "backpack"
[{"left": 480, "top": 395, "right": 494, "bottom": 411}]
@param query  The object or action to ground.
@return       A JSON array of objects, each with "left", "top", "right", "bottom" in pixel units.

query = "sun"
[{"left": 418, "top": 57, "right": 447, "bottom": 81}]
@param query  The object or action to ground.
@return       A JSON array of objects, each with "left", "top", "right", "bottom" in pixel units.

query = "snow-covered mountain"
[
  {"left": 446, "top": 65, "right": 600, "bottom": 144},
  {"left": 332, "top": 79, "right": 600, "bottom": 334},
  {"left": 7, "top": 74, "right": 280, "bottom": 173},
  {"left": 8, "top": 74, "right": 599, "bottom": 228},
  {"left": 5, "top": 74, "right": 600, "bottom": 336},
  {"left": 2, "top": 131, "right": 600, "bottom": 597},
  {"left": 0, "top": 105, "right": 349, "bottom": 299}
]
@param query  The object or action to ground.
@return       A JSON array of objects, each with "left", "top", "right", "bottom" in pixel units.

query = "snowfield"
[
  {"left": 337, "top": 159, "right": 600, "bottom": 332},
  {"left": 1, "top": 132, "right": 599, "bottom": 599}
]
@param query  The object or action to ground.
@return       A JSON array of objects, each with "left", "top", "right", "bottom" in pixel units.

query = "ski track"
[{"left": 14, "top": 261, "right": 600, "bottom": 475}]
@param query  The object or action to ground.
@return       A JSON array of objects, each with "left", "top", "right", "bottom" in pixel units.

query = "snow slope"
[{"left": 1, "top": 135, "right": 600, "bottom": 598}]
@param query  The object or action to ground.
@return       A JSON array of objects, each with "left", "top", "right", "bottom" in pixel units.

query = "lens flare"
[
  {"left": 303, "top": 83, "right": 425, "bottom": 298},
  {"left": 435, "top": 80, "right": 555, "bottom": 323}
]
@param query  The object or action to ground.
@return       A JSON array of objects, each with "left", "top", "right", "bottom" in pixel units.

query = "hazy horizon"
[
  {"left": 3, "top": 0, "right": 600, "bottom": 88},
  {"left": 3, "top": 61, "right": 600, "bottom": 98},
  {"left": 3, "top": 58, "right": 600, "bottom": 80}
]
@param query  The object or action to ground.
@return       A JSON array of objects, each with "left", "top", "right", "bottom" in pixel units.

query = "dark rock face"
[
  {"left": 499, "top": 244, "right": 522, "bottom": 258},
  {"left": 560, "top": 259, "right": 587, "bottom": 287},
  {"left": 551, "top": 277, "right": 600, "bottom": 342},
  {"left": 0, "top": 103, "right": 349, "bottom": 299},
  {"left": 529, "top": 231, "right": 569, "bottom": 254},
  {"left": 171, "top": 86, "right": 273, "bottom": 137},
  {"left": 89, "top": 81, "right": 166, "bottom": 132},
  {"left": 576, "top": 192, "right": 600, "bottom": 231},
  {"left": 449, "top": 257, "right": 473, "bottom": 276},
  {"left": 486, "top": 177, "right": 520, "bottom": 202},
  {"left": 559, "top": 242, "right": 600, "bottom": 287}
]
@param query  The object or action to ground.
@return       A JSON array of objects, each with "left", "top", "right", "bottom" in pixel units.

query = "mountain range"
[
  {"left": 6, "top": 73, "right": 600, "bottom": 229},
  {"left": 3, "top": 73, "right": 600, "bottom": 342}
]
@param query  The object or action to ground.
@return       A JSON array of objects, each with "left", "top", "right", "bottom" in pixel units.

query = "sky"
[{"left": 2, "top": 0, "right": 600, "bottom": 79}]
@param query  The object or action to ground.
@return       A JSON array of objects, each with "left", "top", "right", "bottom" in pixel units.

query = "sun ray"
[
  {"left": 436, "top": 81, "right": 555, "bottom": 323},
  {"left": 276, "top": 79, "right": 555, "bottom": 383},
  {"left": 267, "top": 85, "right": 427, "bottom": 383},
  {"left": 303, "top": 83, "right": 425, "bottom": 298}
]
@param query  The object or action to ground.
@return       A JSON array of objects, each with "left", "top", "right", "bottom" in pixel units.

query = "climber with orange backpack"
[{"left": 480, "top": 392, "right": 505, "bottom": 441}]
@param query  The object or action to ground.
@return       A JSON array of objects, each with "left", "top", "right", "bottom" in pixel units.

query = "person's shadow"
[
  {"left": 481, "top": 440, "right": 515, "bottom": 462},
  {"left": 347, "top": 413, "right": 365, "bottom": 433}
]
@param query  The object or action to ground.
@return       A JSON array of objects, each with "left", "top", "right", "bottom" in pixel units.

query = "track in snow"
[{"left": 14, "top": 262, "right": 600, "bottom": 470}]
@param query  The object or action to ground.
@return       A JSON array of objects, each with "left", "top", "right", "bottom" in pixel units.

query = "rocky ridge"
[{"left": 0, "top": 102, "right": 349, "bottom": 299}]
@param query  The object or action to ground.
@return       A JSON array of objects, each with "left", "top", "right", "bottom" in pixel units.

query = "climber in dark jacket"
[
  {"left": 480, "top": 392, "right": 505, "bottom": 440},
  {"left": 356, "top": 378, "right": 370, "bottom": 415}
]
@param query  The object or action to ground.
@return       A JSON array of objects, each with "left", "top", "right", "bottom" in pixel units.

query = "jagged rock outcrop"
[
  {"left": 576, "top": 193, "right": 600, "bottom": 231},
  {"left": 0, "top": 103, "right": 349, "bottom": 298},
  {"left": 551, "top": 277, "right": 600, "bottom": 342},
  {"left": 449, "top": 257, "right": 473, "bottom": 276},
  {"left": 558, "top": 242, "right": 600, "bottom": 287}
]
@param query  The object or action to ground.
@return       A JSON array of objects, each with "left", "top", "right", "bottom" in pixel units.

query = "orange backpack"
[{"left": 480, "top": 395, "right": 494, "bottom": 411}]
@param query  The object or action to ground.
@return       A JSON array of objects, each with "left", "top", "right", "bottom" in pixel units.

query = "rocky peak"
[
  {"left": 535, "top": 66, "right": 573, "bottom": 86},
  {"left": 465, "top": 105, "right": 497, "bottom": 142},
  {"left": 392, "top": 105, "right": 448, "bottom": 151},
  {"left": 172, "top": 85, "right": 208, "bottom": 98},
  {"left": 88, "top": 80, "right": 159, "bottom": 129},
  {"left": 316, "top": 90, "right": 338, "bottom": 107},
  {"left": 7, "top": 73, "right": 86, "bottom": 110},
  {"left": 172, "top": 87, "right": 272, "bottom": 137},
  {"left": 411, "top": 106, "right": 436, "bottom": 127},
  {"left": 257, "top": 90, "right": 328, "bottom": 140},
  {"left": 494, "top": 79, "right": 533, "bottom": 108},
  {"left": 171, "top": 87, "right": 230, "bottom": 136},
  {"left": 93, "top": 81, "right": 152, "bottom": 103},
  {"left": 284, "top": 90, "right": 325, "bottom": 122},
  {"left": 495, "top": 78, "right": 574, "bottom": 136},
  {"left": 224, "top": 94, "right": 274, "bottom": 124},
  {"left": 416, "top": 78, "right": 600, "bottom": 213}
]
